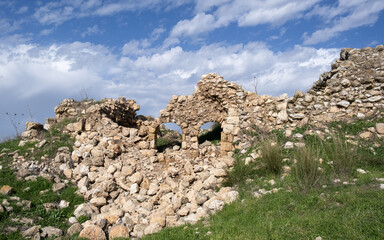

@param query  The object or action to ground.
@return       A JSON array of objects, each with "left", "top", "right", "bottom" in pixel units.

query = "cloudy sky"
[{"left": 0, "top": 0, "right": 383, "bottom": 139}]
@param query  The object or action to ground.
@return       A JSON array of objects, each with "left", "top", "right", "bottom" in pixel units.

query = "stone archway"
[{"left": 155, "top": 73, "right": 246, "bottom": 157}]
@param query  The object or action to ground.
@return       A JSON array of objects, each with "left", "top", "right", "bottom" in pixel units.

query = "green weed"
[
  {"left": 294, "top": 146, "right": 322, "bottom": 191},
  {"left": 259, "top": 139, "right": 283, "bottom": 175}
]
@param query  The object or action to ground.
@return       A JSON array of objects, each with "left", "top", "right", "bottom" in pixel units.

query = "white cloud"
[
  {"left": 304, "top": 0, "right": 384, "bottom": 45},
  {"left": 171, "top": 13, "right": 217, "bottom": 38},
  {"left": 40, "top": 28, "right": 54, "bottom": 36},
  {"left": 16, "top": 6, "right": 29, "bottom": 14},
  {"left": 0, "top": 40, "right": 339, "bottom": 139},
  {"left": 0, "top": 18, "right": 20, "bottom": 35},
  {"left": 32, "top": 0, "right": 191, "bottom": 25},
  {"left": 151, "top": 27, "right": 166, "bottom": 41},
  {"left": 81, "top": 25, "right": 102, "bottom": 38},
  {"left": 171, "top": 0, "right": 321, "bottom": 38},
  {"left": 237, "top": 1, "right": 319, "bottom": 27},
  {"left": 122, "top": 39, "right": 151, "bottom": 56}
]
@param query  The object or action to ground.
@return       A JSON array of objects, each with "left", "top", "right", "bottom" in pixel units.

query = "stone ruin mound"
[{"left": 15, "top": 45, "right": 384, "bottom": 239}]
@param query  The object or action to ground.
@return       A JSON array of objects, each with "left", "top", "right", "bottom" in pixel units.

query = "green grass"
[
  {"left": 0, "top": 122, "right": 75, "bottom": 164},
  {"left": 328, "top": 113, "right": 384, "bottom": 135},
  {"left": 294, "top": 146, "right": 322, "bottom": 191},
  {"left": 143, "top": 117, "right": 384, "bottom": 240},
  {"left": 157, "top": 137, "right": 181, "bottom": 152},
  {"left": 143, "top": 185, "right": 384, "bottom": 240},
  {"left": 0, "top": 168, "right": 84, "bottom": 239},
  {"left": 0, "top": 120, "right": 82, "bottom": 239},
  {"left": 259, "top": 138, "right": 283, "bottom": 175}
]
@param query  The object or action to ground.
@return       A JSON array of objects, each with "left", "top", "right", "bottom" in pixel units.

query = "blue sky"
[{"left": 0, "top": 0, "right": 383, "bottom": 139}]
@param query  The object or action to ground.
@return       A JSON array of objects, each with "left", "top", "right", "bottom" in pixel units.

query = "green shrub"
[
  {"left": 259, "top": 139, "right": 283, "bottom": 175},
  {"left": 321, "top": 134, "right": 357, "bottom": 178},
  {"left": 294, "top": 146, "right": 322, "bottom": 191},
  {"left": 223, "top": 151, "right": 256, "bottom": 187}
]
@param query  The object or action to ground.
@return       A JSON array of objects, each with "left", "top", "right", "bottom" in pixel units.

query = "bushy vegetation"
[
  {"left": 259, "top": 138, "right": 283, "bottom": 175},
  {"left": 294, "top": 145, "right": 322, "bottom": 191}
]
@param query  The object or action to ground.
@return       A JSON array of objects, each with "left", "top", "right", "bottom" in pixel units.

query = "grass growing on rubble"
[
  {"left": 0, "top": 125, "right": 82, "bottom": 239},
  {"left": 0, "top": 166, "right": 84, "bottom": 239},
  {"left": 143, "top": 118, "right": 384, "bottom": 240}
]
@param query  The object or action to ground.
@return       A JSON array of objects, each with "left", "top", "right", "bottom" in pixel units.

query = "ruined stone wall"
[
  {"left": 287, "top": 46, "right": 384, "bottom": 125},
  {"left": 156, "top": 73, "right": 247, "bottom": 157},
  {"left": 157, "top": 45, "right": 384, "bottom": 153},
  {"left": 23, "top": 45, "right": 384, "bottom": 157}
]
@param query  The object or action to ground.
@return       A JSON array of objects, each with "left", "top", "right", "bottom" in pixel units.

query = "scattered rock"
[
  {"left": 376, "top": 123, "right": 384, "bottom": 134},
  {"left": 109, "top": 224, "right": 131, "bottom": 239},
  {"left": 0, "top": 185, "right": 14, "bottom": 195},
  {"left": 41, "top": 226, "right": 63, "bottom": 238},
  {"left": 22, "top": 225, "right": 40, "bottom": 238},
  {"left": 52, "top": 182, "right": 66, "bottom": 192},
  {"left": 79, "top": 225, "right": 106, "bottom": 240},
  {"left": 67, "top": 223, "right": 83, "bottom": 236}
]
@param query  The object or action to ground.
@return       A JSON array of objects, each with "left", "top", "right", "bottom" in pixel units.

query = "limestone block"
[
  {"left": 109, "top": 225, "right": 131, "bottom": 239},
  {"left": 220, "top": 142, "right": 233, "bottom": 151},
  {"left": 376, "top": 123, "right": 384, "bottom": 134},
  {"left": 79, "top": 225, "right": 106, "bottom": 240},
  {"left": 222, "top": 123, "right": 234, "bottom": 134},
  {"left": 337, "top": 100, "right": 350, "bottom": 108},
  {"left": 226, "top": 116, "right": 240, "bottom": 124}
]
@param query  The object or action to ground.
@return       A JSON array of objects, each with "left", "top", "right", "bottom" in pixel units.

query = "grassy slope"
[
  {"left": 0, "top": 123, "right": 83, "bottom": 239},
  {"left": 144, "top": 116, "right": 384, "bottom": 240}
]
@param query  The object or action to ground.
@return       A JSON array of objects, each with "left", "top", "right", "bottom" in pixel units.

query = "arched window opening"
[
  {"left": 156, "top": 123, "right": 182, "bottom": 152},
  {"left": 198, "top": 122, "right": 222, "bottom": 145}
]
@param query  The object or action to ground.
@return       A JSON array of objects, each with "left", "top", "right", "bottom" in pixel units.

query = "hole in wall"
[
  {"left": 198, "top": 122, "right": 222, "bottom": 145},
  {"left": 156, "top": 123, "right": 182, "bottom": 152}
]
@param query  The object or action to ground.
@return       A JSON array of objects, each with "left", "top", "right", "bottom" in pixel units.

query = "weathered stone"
[
  {"left": 109, "top": 224, "right": 131, "bottom": 239},
  {"left": 208, "top": 199, "right": 224, "bottom": 211},
  {"left": 67, "top": 223, "right": 83, "bottom": 236},
  {"left": 79, "top": 225, "right": 106, "bottom": 240},
  {"left": 22, "top": 226, "right": 41, "bottom": 237},
  {"left": 144, "top": 223, "right": 162, "bottom": 235},
  {"left": 148, "top": 183, "right": 159, "bottom": 196},
  {"left": 376, "top": 123, "right": 384, "bottom": 134},
  {"left": 366, "top": 96, "right": 383, "bottom": 102},
  {"left": 184, "top": 214, "right": 199, "bottom": 224},
  {"left": 149, "top": 212, "right": 166, "bottom": 227},
  {"left": 90, "top": 197, "right": 107, "bottom": 207},
  {"left": 59, "top": 200, "right": 70, "bottom": 208},
  {"left": 52, "top": 183, "right": 66, "bottom": 192},
  {"left": 129, "top": 172, "right": 143, "bottom": 184},
  {"left": 284, "top": 142, "right": 294, "bottom": 149},
  {"left": 0, "top": 185, "right": 14, "bottom": 195},
  {"left": 359, "top": 131, "right": 372, "bottom": 139},
  {"left": 41, "top": 226, "right": 63, "bottom": 238},
  {"left": 337, "top": 100, "right": 350, "bottom": 108},
  {"left": 74, "top": 203, "right": 96, "bottom": 218},
  {"left": 102, "top": 209, "right": 124, "bottom": 224}
]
